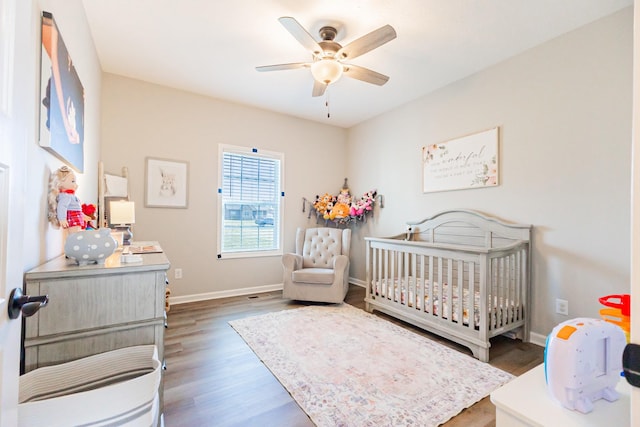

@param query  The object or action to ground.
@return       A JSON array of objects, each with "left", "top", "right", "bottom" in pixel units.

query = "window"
[{"left": 217, "top": 145, "right": 283, "bottom": 258}]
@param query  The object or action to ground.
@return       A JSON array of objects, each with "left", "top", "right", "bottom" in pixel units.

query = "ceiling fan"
[{"left": 256, "top": 17, "right": 397, "bottom": 97}]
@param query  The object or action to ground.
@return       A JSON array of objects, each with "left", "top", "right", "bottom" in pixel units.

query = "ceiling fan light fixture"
[{"left": 310, "top": 59, "right": 343, "bottom": 85}]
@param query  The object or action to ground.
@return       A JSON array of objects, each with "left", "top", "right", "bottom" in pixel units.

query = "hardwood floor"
[{"left": 163, "top": 285, "right": 544, "bottom": 427}]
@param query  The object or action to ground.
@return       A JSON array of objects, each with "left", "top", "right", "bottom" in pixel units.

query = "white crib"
[{"left": 365, "top": 209, "right": 531, "bottom": 362}]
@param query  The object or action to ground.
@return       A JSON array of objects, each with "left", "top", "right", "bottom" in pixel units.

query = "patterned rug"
[{"left": 229, "top": 304, "right": 514, "bottom": 427}]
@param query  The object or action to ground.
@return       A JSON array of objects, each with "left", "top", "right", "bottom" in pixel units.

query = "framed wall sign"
[
  {"left": 145, "top": 157, "right": 189, "bottom": 208},
  {"left": 39, "top": 11, "right": 85, "bottom": 172},
  {"left": 422, "top": 127, "right": 499, "bottom": 193}
]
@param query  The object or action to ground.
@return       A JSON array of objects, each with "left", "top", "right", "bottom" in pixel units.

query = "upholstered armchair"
[{"left": 282, "top": 227, "right": 351, "bottom": 303}]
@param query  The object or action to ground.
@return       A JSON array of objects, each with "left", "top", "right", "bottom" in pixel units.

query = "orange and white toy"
[{"left": 545, "top": 317, "right": 626, "bottom": 414}]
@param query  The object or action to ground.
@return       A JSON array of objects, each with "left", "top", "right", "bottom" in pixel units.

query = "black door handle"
[
  {"left": 7, "top": 288, "right": 48, "bottom": 319},
  {"left": 623, "top": 343, "right": 640, "bottom": 387}
]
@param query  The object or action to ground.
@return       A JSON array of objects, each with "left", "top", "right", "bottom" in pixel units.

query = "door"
[
  {"left": 0, "top": 0, "right": 25, "bottom": 425},
  {"left": 0, "top": 163, "right": 20, "bottom": 427},
  {"left": 633, "top": 3, "right": 640, "bottom": 425}
]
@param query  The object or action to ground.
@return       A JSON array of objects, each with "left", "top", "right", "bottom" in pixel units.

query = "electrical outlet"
[
  {"left": 556, "top": 298, "right": 568, "bottom": 315},
  {"left": 175, "top": 268, "right": 183, "bottom": 279}
]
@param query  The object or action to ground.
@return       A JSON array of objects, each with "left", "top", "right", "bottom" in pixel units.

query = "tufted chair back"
[{"left": 296, "top": 227, "right": 351, "bottom": 269}]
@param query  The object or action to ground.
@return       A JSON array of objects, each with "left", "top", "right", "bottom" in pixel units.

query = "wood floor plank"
[{"left": 163, "top": 285, "right": 544, "bottom": 426}]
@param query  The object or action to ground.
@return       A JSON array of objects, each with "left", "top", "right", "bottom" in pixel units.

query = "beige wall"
[
  {"left": 100, "top": 75, "right": 347, "bottom": 299},
  {"left": 347, "top": 7, "right": 633, "bottom": 340}
]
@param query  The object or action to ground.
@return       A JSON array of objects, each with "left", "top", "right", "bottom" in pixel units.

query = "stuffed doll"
[{"left": 48, "top": 165, "right": 85, "bottom": 233}]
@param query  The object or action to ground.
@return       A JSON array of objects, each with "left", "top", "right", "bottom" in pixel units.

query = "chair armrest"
[
  {"left": 282, "top": 253, "right": 303, "bottom": 272},
  {"left": 332, "top": 254, "right": 349, "bottom": 272}
]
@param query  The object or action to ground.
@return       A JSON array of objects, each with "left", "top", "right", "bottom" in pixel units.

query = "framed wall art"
[
  {"left": 145, "top": 157, "right": 189, "bottom": 208},
  {"left": 39, "top": 11, "right": 85, "bottom": 172},
  {"left": 422, "top": 127, "right": 499, "bottom": 193}
]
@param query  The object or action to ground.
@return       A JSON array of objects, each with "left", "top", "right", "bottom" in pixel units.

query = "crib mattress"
[{"left": 373, "top": 277, "right": 520, "bottom": 328}]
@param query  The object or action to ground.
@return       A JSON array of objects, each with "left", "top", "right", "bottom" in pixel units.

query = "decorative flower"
[
  {"left": 470, "top": 155, "right": 497, "bottom": 186},
  {"left": 424, "top": 144, "right": 448, "bottom": 164}
]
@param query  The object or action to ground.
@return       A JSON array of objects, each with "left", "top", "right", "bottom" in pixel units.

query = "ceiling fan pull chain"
[{"left": 326, "top": 86, "right": 331, "bottom": 118}]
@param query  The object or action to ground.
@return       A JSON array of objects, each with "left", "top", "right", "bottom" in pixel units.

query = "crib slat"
[
  {"left": 383, "top": 248, "right": 388, "bottom": 299},
  {"left": 494, "top": 258, "right": 504, "bottom": 329},
  {"left": 428, "top": 256, "right": 434, "bottom": 315},
  {"left": 469, "top": 262, "right": 475, "bottom": 329},
  {"left": 510, "top": 252, "right": 516, "bottom": 322},
  {"left": 479, "top": 254, "right": 489, "bottom": 339},
  {"left": 498, "top": 257, "right": 503, "bottom": 329},
  {"left": 456, "top": 259, "right": 463, "bottom": 327},
  {"left": 502, "top": 255, "right": 507, "bottom": 325},
  {"left": 508, "top": 254, "right": 513, "bottom": 325},
  {"left": 372, "top": 247, "right": 377, "bottom": 296},
  {"left": 516, "top": 249, "right": 523, "bottom": 321},
  {"left": 418, "top": 255, "right": 425, "bottom": 312},
  {"left": 488, "top": 258, "right": 493, "bottom": 331},
  {"left": 514, "top": 252, "right": 520, "bottom": 321},
  {"left": 437, "top": 257, "right": 443, "bottom": 320},
  {"left": 446, "top": 258, "right": 453, "bottom": 323},
  {"left": 371, "top": 248, "right": 383, "bottom": 296},
  {"left": 392, "top": 250, "right": 397, "bottom": 302}
]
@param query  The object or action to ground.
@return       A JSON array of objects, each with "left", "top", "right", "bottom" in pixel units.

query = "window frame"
[{"left": 216, "top": 144, "right": 284, "bottom": 259}]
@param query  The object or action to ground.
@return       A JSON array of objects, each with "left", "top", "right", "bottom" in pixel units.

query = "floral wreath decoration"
[{"left": 303, "top": 179, "right": 379, "bottom": 226}]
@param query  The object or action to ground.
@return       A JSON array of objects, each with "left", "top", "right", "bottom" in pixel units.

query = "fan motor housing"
[
  {"left": 319, "top": 26, "right": 338, "bottom": 41},
  {"left": 318, "top": 41, "right": 340, "bottom": 57}
]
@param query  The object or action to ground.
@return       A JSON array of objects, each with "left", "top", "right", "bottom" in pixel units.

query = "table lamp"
[{"left": 109, "top": 200, "right": 135, "bottom": 245}]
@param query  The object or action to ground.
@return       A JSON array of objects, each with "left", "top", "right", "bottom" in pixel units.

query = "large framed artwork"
[
  {"left": 145, "top": 157, "right": 189, "bottom": 208},
  {"left": 422, "top": 127, "right": 499, "bottom": 193},
  {"left": 39, "top": 11, "right": 85, "bottom": 172}
]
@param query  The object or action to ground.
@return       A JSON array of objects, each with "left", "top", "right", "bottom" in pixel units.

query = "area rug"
[{"left": 229, "top": 304, "right": 514, "bottom": 427}]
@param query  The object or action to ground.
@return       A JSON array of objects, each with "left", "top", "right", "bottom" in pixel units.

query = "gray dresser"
[{"left": 23, "top": 242, "right": 170, "bottom": 373}]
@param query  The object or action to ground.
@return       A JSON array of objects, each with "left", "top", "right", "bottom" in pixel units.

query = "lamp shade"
[
  {"left": 310, "top": 59, "right": 343, "bottom": 85},
  {"left": 110, "top": 201, "right": 136, "bottom": 225}
]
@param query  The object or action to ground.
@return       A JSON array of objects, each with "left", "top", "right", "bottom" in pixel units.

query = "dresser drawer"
[{"left": 25, "top": 271, "right": 163, "bottom": 337}]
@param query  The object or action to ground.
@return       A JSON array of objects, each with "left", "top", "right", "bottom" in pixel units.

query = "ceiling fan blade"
[
  {"left": 312, "top": 80, "right": 327, "bottom": 97},
  {"left": 343, "top": 64, "right": 390, "bottom": 86},
  {"left": 279, "top": 16, "right": 323, "bottom": 57},
  {"left": 336, "top": 25, "right": 397, "bottom": 61},
  {"left": 256, "top": 62, "right": 310, "bottom": 72}
]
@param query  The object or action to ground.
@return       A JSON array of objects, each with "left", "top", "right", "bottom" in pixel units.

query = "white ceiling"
[{"left": 81, "top": 0, "right": 632, "bottom": 128}]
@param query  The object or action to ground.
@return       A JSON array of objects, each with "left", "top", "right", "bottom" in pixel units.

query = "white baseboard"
[
  {"left": 349, "top": 277, "right": 366, "bottom": 287},
  {"left": 529, "top": 331, "right": 548, "bottom": 348},
  {"left": 170, "top": 277, "right": 365, "bottom": 305},
  {"left": 170, "top": 283, "right": 284, "bottom": 305}
]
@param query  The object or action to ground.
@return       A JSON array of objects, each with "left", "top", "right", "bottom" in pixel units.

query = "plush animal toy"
[
  {"left": 323, "top": 201, "right": 335, "bottom": 220},
  {"left": 314, "top": 193, "right": 334, "bottom": 215},
  {"left": 350, "top": 190, "right": 377, "bottom": 219},
  {"left": 330, "top": 202, "right": 350, "bottom": 220},
  {"left": 82, "top": 203, "right": 97, "bottom": 230},
  {"left": 337, "top": 187, "right": 352, "bottom": 206}
]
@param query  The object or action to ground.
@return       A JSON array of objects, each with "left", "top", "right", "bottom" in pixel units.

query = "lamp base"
[{"left": 114, "top": 226, "right": 133, "bottom": 246}]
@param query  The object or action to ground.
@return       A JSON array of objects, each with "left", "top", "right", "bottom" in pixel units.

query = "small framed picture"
[{"left": 145, "top": 157, "right": 189, "bottom": 208}]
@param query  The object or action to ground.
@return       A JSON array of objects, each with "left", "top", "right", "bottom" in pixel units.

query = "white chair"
[{"left": 282, "top": 227, "right": 351, "bottom": 303}]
